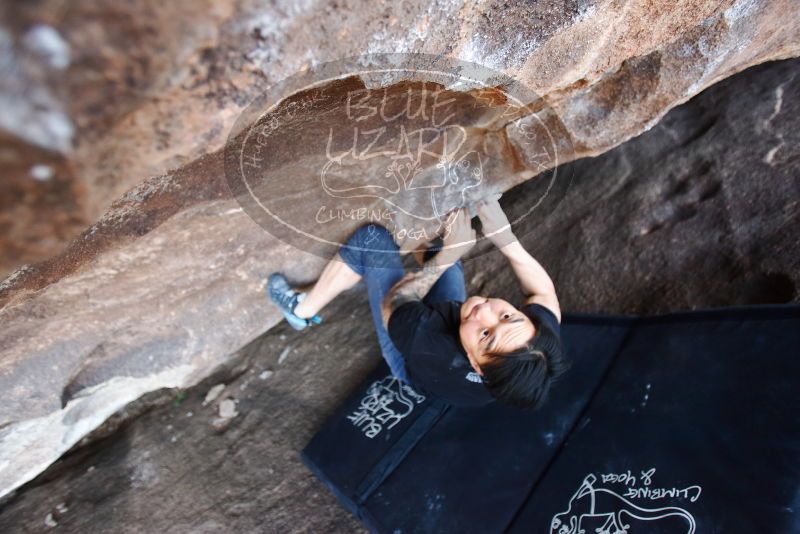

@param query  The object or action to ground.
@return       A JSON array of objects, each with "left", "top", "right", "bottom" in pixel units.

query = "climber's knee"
[{"left": 348, "top": 223, "right": 394, "bottom": 251}]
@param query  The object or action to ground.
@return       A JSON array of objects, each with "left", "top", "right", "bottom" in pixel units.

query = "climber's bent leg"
[
  {"left": 337, "top": 224, "right": 411, "bottom": 383},
  {"left": 293, "top": 251, "right": 362, "bottom": 319},
  {"left": 423, "top": 259, "right": 467, "bottom": 305}
]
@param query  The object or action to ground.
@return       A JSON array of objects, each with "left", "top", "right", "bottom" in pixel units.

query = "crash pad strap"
[{"left": 354, "top": 399, "right": 450, "bottom": 504}]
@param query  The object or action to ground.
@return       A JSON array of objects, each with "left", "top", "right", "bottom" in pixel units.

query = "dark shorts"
[{"left": 337, "top": 224, "right": 467, "bottom": 383}]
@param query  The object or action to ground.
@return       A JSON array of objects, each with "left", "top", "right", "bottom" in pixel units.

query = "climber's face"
[{"left": 459, "top": 296, "right": 536, "bottom": 375}]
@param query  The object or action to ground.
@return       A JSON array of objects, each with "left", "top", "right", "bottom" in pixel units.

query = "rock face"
[
  {"left": 1, "top": 0, "right": 799, "bottom": 277},
  {"left": 0, "top": 57, "right": 798, "bottom": 532},
  {"left": 0, "top": 0, "right": 799, "bottom": 501},
  {"left": 0, "top": 0, "right": 236, "bottom": 277}
]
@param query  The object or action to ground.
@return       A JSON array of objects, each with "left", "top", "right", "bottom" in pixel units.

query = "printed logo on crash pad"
[
  {"left": 465, "top": 371, "right": 482, "bottom": 383},
  {"left": 551, "top": 468, "right": 702, "bottom": 534},
  {"left": 346, "top": 375, "right": 426, "bottom": 439}
]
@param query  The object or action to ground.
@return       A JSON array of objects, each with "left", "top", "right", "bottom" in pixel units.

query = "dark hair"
[{"left": 479, "top": 311, "right": 569, "bottom": 409}]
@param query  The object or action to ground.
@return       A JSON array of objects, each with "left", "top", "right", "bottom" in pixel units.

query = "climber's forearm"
[
  {"left": 380, "top": 252, "right": 455, "bottom": 329},
  {"left": 500, "top": 238, "right": 557, "bottom": 299}
]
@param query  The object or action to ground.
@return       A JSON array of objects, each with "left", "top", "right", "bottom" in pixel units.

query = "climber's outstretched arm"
[
  {"left": 476, "top": 199, "right": 561, "bottom": 323},
  {"left": 500, "top": 240, "right": 561, "bottom": 322}
]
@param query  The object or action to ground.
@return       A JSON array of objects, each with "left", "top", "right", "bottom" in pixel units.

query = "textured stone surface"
[
  {"left": 1, "top": 0, "right": 799, "bottom": 503},
  {"left": 0, "top": 0, "right": 236, "bottom": 278},
  {"left": 1, "top": 0, "right": 799, "bottom": 278},
  {"left": 0, "top": 57, "right": 797, "bottom": 532},
  {"left": 0, "top": 132, "right": 87, "bottom": 278}
]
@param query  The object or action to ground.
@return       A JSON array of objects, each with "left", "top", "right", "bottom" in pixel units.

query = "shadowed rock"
[
  {"left": 0, "top": 0, "right": 799, "bottom": 501},
  {"left": 0, "top": 57, "right": 797, "bottom": 532}
]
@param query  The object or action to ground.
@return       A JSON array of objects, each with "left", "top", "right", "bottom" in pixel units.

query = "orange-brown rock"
[
  {"left": 0, "top": 57, "right": 797, "bottom": 530},
  {"left": 0, "top": 0, "right": 798, "bottom": 500}
]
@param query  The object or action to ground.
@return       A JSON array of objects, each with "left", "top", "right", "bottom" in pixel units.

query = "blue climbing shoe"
[{"left": 266, "top": 273, "right": 322, "bottom": 331}]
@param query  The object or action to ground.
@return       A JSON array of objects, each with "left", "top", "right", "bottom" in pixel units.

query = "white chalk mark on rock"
[
  {"left": 277, "top": 346, "right": 292, "bottom": 365},
  {"left": 259, "top": 370, "right": 274, "bottom": 380},
  {"left": 763, "top": 142, "right": 784, "bottom": 165},
  {"left": 30, "top": 164, "right": 54, "bottom": 181}
]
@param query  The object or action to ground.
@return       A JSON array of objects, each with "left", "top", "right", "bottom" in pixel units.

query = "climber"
[{"left": 267, "top": 197, "right": 567, "bottom": 408}]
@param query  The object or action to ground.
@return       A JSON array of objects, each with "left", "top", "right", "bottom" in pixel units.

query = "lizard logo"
[{"left": 550, "top": 474, "right": 697, "bottom": 534}]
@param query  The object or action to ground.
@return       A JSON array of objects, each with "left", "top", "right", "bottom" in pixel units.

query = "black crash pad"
[{"left": 301, "top": 305, "right": 800, "bottom": 533}]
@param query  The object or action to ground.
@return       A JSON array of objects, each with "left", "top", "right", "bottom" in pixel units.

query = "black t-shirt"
[{"left": 387, "top": 299, "right": 561, "bottom": 407}]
